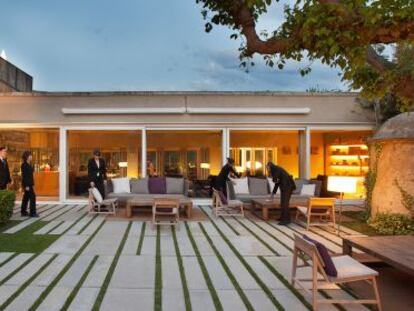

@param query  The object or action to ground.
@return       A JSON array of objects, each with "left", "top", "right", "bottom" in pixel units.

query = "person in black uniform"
[
  {"left": 88, "top": 149, "right": 107, "bottom": 198},
  {"left": 266, "top": 161, "right": 296, "bottom": 225},
  {"left": 21, "top": 151, "right": 38, "bottom": 217},
  {"left": 0, "top": 147, "right": 11, "bottom": 190},
  {"left": 215, "top": 158, "right": 240, "bottom": 196}
]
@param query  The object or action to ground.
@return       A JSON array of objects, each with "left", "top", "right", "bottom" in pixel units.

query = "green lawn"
[{"left": 0, "top": 221, "right": 60, "bottom": 253}]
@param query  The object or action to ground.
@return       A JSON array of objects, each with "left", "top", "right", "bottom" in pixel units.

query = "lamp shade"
[
  {"left": 118, "top": 162, "right": 128, "bottom": 168},
  {"left": 200, "top": 162, "right": 210, "bottom": 169},
  {"left": 327, "top": 176, "right": 357, "bottom": 193}
]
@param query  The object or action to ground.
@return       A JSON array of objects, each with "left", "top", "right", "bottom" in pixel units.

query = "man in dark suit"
[
  {"left": 266, "top": 161, "right": 296, "bottom": 225},
  {"left": 215, "top": 158, "right": 240, "bottom": 196},
  {"left": 88, "top": 149, "right": 107, "bottom": 198},
  {"left": 0, "top": 147, "right": 12, "bottom": 190}
]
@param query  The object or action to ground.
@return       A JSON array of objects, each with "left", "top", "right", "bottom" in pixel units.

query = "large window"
[
  {"left": 230, "top": 130, "right": 299, "bottom": 177},
  {"left": 67, "top": 130, "right": 141, "bottom": 198},
  {"left": 311, "top": 130, "right": 373, "bottom": 199},
  {"left": 0, "top": 128, "right": 59, "bottom": 200}
]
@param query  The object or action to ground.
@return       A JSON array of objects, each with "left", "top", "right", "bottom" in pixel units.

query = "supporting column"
[
  {"left": 299, "top": 127, "right": 311, "bottom": 179},
  {"left": 222, "top": 128, "right": 230, "bottom": 165},
  {"left": 141, "top": 128, "right": 147, "bottom": 178},
  {"left": 59, "top": 127, "right": 67, "bottom": 202}
]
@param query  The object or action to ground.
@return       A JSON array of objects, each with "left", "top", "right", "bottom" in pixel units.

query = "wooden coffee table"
[
  {"left": 126, "top": 196, "right": 193, "bottom": 218},
  {"left": 251, "top": 198, "right": 295, "bottom": 221}
]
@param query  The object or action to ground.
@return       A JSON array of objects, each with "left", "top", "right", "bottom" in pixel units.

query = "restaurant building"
[{"left": 0, "top": 57, "right": 375, "bottom": 203}]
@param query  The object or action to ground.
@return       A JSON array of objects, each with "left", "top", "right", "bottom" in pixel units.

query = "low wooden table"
[
  {"left": 126, "top": 196, "right": 193, "bottom": 218},
  {"left": 251, "top": 198, "right": 296, "bottom": 221},
  {"left": 343, "top": 235, "right": 414, "bottom": 277}
]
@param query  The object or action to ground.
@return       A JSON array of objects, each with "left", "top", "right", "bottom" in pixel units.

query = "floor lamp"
[{"left": 327, "top": 176, "right": 358, "bottom": 236}]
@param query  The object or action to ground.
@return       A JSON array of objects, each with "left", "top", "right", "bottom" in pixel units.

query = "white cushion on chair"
[
  {"left": 330, "top": 255, "right": 378, "bottom": 281},
  {"left": 91, "top": 187, "right": 103, "bottom": 203},
  {"left": 296, "top": 206, "right": 308, "bottom": 215},
  {"left": 267, "top": 178, "right": 280, "bottom": 195},
  {"left": 230, "top": 177, "right": 249, "bottom": 194},
  {"left": 111, "top": 177, "right": 131, "bottom": 193},
  {"left": 300, "top": 184, "right": 316, "bottom": 196}
]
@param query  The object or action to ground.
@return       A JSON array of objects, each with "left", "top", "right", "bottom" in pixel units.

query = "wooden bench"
[{"left": 343, "top": 235, "right": 414, "bottom": 277}]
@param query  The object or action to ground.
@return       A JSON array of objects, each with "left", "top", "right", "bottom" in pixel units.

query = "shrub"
[
  {"left": 368, "top": 212, "right": 414, "bottom": 235},
  {"left": 0, "top": 190, "right": 15, "bottom": 223}
]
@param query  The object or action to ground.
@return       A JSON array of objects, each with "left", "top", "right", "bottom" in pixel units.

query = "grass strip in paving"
[
  {"left": 78, "top": 214, "right": 98, "bottom": 235},
  {"left": 171, "top": 227, "right": 192, "bottom": 311},
  {"left": 198, "top": 222, "right": 254, "bottom": 311},
  {"left": 232, "top": 217, "right": 280, "bottom": 255},
  {"left": 61, "top": 255, "right": 99, "bottom": 311},
  {"left": 136, "top": 221, "right": 146, "bottom": 255},
  {"left": 60, "top": 211, "right": 89, "bottom": 235},
  {"left": 28, "top": 220, "right": 107, "bottom": 311},
  {"left": 91, "top": 221, "right": 132, "bottom": 311},
  {"left": 185, "top": 221, "right": 223, "bottom": 311},
  {"left": 45, "top": 221, "right": 65, "bottom": 234},
  {"left": 0, "top": 254, "right": 58, "bottom": 310},
  {"left": 199, "top": 206, "right": 285, "bottom": 311},
  {"left": 258, "top": 256, "right": 313, "bottom": 310},
  {"left": 218, "top": 216, "right": 240, "bottom": 236},
  {"left": 154, "top": 225, "right": 162, "bottom": 311}
]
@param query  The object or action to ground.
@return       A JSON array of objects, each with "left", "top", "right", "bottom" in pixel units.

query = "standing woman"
[
  {"left": 21, "top": 151, "right": 38, "bottom": 217},
  {"left": 215, "top": 158, "right": 240, "bottom": 196},
  {"left": 266, "top": 161, "right": 296, "bottom": 225},
  {"left": 88, "top": 149, "right": 107, "bottom": 199}
]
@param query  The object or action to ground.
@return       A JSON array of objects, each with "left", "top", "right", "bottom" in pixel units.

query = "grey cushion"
[
  {"left": 293, "top": 178, "right": 309, "bottom": 194},
  {"left": 248, "top": 178, "right": 269, "bottom": 195},
  {"left": 166, "top": 177, "right": 184, "bottom": 194},
  {"left": 104, "top": 180, "right": 113, "bottom": 196},
  {"left": 226, "top": 181, "right": 236, "bottom": 200},
  {"left": 130, "top": 178, "right": 149, "bottom": 194},
  {"left": 106, "top": 193, "right": 186, "bottom": 205}
]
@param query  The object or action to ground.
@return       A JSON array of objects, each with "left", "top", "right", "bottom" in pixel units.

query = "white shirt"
[{"left": 95, "top": 159, "right": 100, "bottom": 168}]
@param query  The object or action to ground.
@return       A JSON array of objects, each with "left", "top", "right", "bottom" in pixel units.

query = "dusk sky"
[{"left": 1, "top": 0, "right": 346, "bottom": 92}]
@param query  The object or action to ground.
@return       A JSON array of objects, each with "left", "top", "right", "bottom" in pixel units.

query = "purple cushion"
[
  {"left": 217, "top": 190, "right": 228, "bottom": 205},
  {"left": 149, "top": 177, "right": 166, "bottom": 194},
  {"left": 303, "top": 235, "right": 337, "bottom": 277}
]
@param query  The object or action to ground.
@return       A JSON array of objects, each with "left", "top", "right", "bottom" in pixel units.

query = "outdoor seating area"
[{"left": 3, "top": 202, "right": 414, "bottom": 311}]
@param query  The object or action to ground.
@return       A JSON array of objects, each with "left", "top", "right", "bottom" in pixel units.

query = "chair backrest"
[
  {"left": 212, "top": 188, "right": 224, "bottom": 208},
  {"left": 293, "top": 234, "right": 329, "bottom": 281},
  {"left": 308, "top": 198, "right": 336, "bottom": 213}
]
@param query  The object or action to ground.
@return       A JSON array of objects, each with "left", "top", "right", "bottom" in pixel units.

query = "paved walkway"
[{"left": 0, "top": 204, "right": 371, "bottom": 311}]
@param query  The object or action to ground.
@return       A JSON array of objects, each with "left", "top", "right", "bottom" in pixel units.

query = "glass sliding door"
[
  {"left": 67, "top": 130, "right": 141, "bottom": 198},
  {"left": 0, "top": 128, "right": 59, "bottom": 200},
  {"left": 147, "top": 130, "right": 222, "bottom": 197},
  {"left": 230, "top": 130, "right": 299, "bottom": 177}
]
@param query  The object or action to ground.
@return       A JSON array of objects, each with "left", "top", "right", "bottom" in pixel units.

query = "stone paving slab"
[
  {"left": 128, "top": 221, "right": 143, "bottom": 236},
  {"left": 227, "top": 235, "right": 276, "bottom": 256},
  {"left": 160, "top": 236, "right": 176, "bottom": 256},
  {"left": 182, "top": 257, "right": 208, "bottom": 290},
  {"left": 161, "top": 257, "right": 182, "bottom": 289},
  {"left": 271, "top": 289, "right": 310, "bottom": 311},
  {"left": 4, "top": 285, "right": 45, "bottom": 311},
  {"left": 174, "top": 235, "right": 195, "bottom": 256},
  {"left": 0, "top": 253, "right": 34, "bottom": 282},
  {"left": 189, "top": 289, "right": 216, "bottom": 311},
  {"left": 100, "top": 288, "right": 154, "bottom": 311},
  {"left": 83, "top": 222, "right": 128, "bottom": 255},
  {"left": 140, "top": 236, "right": 156, "bottom": 256},
  {"left": 34, "top": 220, "right": 63, "bottom": 235},
  {"left": 202, "top": 256, "right": 234, "bottom": 290},
  {"left": 36, "top": 286, "right": 72, "bottom": 311},
  {"left": 64, "top": 215, "right": 95, "bottom": 235},
  {"left": 80, "top": 216, "right": 105, "bottom": 236},
  {"left": 3, "top": 218, "right": 38, "bottom": 234},
  {"left": 67, "top": 287, "right": 99, "bottom": 311},
  {"left": 31, "top": 254, "right": 73, "bottom": 286},
  {"left": 245, "top": 289, "right": 279, "bottom": 311},
  {"left": 162, "top": 289, "right": 186, "bottom": 311},
  {"left": 58, "top": 255, "right": 95, "bottom": 287},
  {"left": 42, "top": 205, "right": 76, "bottom": 222},
  {"left": 216, "top": 289, "right": 247, "bottom": 311},
  {"left": 244, "top": 257, "right": 286, "bottom": 290},
  {"left": 221, "top": 256, "right": 261, "bottom": 290},
  {"left": 0, "top": 252, "right": 14, "bottom": 265},
  {"left": 43, "top": 235, "right": 89, "bottom": 255},
  {"left": 0, "top": 285, "right": 20, "bottom": 306},
  {"left": 192, "top": 234, "right": 215, "bottom": 256},
  {"left": 121, "top": 234, "right": 139, "bottom": 255},
  {"left": 110, "top": 255, "right": 155, "bottom": 289},
  {"left": 5, "top": 254, "right": 54, "bottom": 286},
  {"left": 82, "top": 255, "right": 114, "bottom": 288}
]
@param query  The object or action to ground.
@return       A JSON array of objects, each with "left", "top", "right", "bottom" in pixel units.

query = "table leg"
[
  {"left": 186, "top": 203, "right": 192, "bottom": 219},
  {"left": 342, "top": 240, "right": 352, "bottom": 256},
  {"left": 126, "top": 204, "right": 132, "bottom": 218},
  {"left": 262, "top": 207, "right": 269, "bottom": 221}
]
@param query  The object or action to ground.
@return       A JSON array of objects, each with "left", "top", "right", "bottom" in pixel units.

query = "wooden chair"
[
  {"left": 291, "top": 234, "right": 382, "bottom": 311},
  {"left": 212, "top": 189, "right": 244, "bottom": 217},
  {"left": 88, "top": 188, "right": 118, "bottom": 215},
  {"left": 152, "top": 198, "right": 180, "bottom": 229},
  {"left": 296, "top": 197, "right": 336, "bottom": 230}
]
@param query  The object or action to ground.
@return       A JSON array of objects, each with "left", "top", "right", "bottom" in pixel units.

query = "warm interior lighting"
[
  {"left": 246, "top": 161, "right": 262, "bottom": 170},
  {"left": 235, "top": 166, "right": 245, "bottom": 173},
  {"left": 330, "top": 155, "right": 369, "bottom": 159},
  {"left": 118, "top": 162, "right": 128, "bottom": 168},
  {"left": 330, "top": 165, "right": 369, "bottom": 169},
  {"left": 330, "top": 144, "right": 367, "bottom": 149},
  {"left": 200, "top": 162, "right": 210, "bottom": 169},
  {"left": 327, "top": 176, "right": 358, "bottom": 193}
]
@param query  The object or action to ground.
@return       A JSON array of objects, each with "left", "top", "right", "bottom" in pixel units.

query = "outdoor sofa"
[
  {"left": 104, "top": 176, "right": 190, "bottom": 206},
  {"left": 226, "top": 177, "right": 322, "bottom": 206}
]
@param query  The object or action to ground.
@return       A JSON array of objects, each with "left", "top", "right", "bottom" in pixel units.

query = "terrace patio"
[{"left": 0, "top": 203, "right": 413, "bottom": 311}]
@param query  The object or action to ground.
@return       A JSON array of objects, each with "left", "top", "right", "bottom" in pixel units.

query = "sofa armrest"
[{"left": 184, "top": 179, "right": 190, "bottom": 197}]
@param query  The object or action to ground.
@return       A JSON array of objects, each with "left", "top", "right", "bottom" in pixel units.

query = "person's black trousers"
[
  {"left": 95, "top": 179, "right": 105, "bottom": 199},
  {"left": 214, "top": 178, "right": 227, "bottom": 196},
  {"left": 21, "top": 186, "right": 36, "bottom": 215},
  {"left": 280, "top": 189, "right": 292, "bottom": 222}
]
